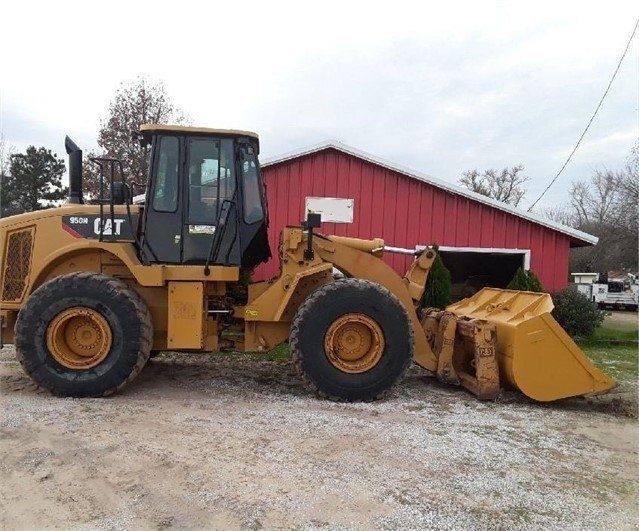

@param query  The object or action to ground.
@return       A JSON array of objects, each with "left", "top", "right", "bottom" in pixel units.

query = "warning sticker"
[{"left": 189, "top": 225, "right": 216, "bottom": 235}]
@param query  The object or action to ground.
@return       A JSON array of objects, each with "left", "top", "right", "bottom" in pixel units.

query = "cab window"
[
  {"left": 241, "top": 149, "right": 264, "bottom": 224},
  {"left": 152, "top": 136, "right": 179, "bottom": 212},
  {"left": 188, "top": 138, "right": 236, "bottom": 224}
]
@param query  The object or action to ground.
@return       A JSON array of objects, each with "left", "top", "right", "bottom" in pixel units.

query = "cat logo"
[{"left": 94, "top": 218, "right": 125, "bottom": 236}]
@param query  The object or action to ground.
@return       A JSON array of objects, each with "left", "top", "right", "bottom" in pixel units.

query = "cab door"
[
  {"left": 181, "top": 136, "right": 240, "bottom": 265},
  {"left": 140, "top": 135, "right": 183, "bottom": 263}
]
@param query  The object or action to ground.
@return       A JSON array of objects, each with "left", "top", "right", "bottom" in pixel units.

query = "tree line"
[{"left": 558, "top": 149, "right": 638, "bottom": 273}]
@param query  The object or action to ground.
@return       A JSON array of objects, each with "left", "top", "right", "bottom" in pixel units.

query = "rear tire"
[
  {"left": 15, "top": 272, "right": 153, "bottom": 397},
  {"left": 290, "top": 278, "right": 413, "bottom": 401}
]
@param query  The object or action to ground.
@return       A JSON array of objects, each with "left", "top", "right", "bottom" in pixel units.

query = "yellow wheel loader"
[{"left": 0, "top": 125, "right": 616, "bottom": 401}]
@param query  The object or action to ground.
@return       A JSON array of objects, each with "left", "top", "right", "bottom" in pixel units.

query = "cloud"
[{"left": 1, "top": 0, "right": 636, "bottom": 210}]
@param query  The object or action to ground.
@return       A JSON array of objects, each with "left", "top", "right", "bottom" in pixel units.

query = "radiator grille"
[{"left": 2, "top": 228, "right": 34, "bottom": 302}]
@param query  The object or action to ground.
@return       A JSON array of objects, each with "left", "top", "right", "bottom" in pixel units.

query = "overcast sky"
[{"left": 1, "top": 0, "right": 637, "bottom": 211}]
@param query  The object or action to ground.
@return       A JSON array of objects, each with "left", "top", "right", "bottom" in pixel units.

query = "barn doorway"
[{"left": 434, "top": 247, "right": 530, "bottom": 302}]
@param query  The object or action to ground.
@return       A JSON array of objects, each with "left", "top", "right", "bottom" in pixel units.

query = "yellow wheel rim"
[
  {"left": 46, "top": 307, "right": 112, "bottom": 370},
  {"left": 324, "top": 313, "right": 385, "bottom": 373}
]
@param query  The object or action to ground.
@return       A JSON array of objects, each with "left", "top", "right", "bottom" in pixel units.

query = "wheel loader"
[{"left": 0, "top": 124, "right": 616, "bottom": 401}]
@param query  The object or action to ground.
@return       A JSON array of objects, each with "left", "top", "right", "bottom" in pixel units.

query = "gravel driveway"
[{"left": 1, "top": 346, "right": 637, "bottom": 530}]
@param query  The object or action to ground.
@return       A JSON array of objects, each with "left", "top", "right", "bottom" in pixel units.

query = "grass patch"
[
  {"left": 154, "top": 342, "right": 292, "bottom": 363},
  {"left": 197, "top": 343, "right": 292, "bottom": 362},
  {"left": 260, "top": 342, "right": 292, "bottom": 361},
  {"left": 580, "top": 344, "right": 638, "bottom": 382},
  {"left": 575, "top": 321, "right": 638, "bottom": 383},
  {"left": 590, "top": 326, "right": 638, "bottom": 343}
]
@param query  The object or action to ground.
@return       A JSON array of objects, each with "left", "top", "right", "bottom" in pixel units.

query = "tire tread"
[
  {"left": 290, "top": 278, "right": 414, "bottom": 401},
  {"left": 15, "top": 272, "right": 153, "bottom": 397}
]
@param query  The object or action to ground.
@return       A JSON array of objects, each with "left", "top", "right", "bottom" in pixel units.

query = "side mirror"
[
  {"left": 302, "top": 212, "right": 321, "bottom": 230},
  {"left": 301, "top": 212, "right": 322, "bottom": 261},
  {"left": 306, "top": 212, "right": 321, "bottom": 228}
]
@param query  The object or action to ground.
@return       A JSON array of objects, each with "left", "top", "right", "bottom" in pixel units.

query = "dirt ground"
[
  {"left": 1, "top": 346, "right": 638, "bottom": 530},
  {"left": 605, "top": 311, "right": 639, "bottom": 331}
]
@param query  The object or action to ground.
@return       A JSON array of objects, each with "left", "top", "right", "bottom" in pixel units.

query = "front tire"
[
  {"left": 290, "top": 278, "right": 413, "bottom": 401},
  {"left": 15, "top": 272, "right": 153, "bottom": 397}
]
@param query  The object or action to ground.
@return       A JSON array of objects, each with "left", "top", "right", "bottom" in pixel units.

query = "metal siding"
[
  {"left": 395, "top": 174, "right": 410, "bottom": 249},
  {"left": 370, "top": 166, "right": 385, "bottom": 241},
  {"left": 407, "top": 180, "right": 424, "bottom": 245},
  {"left": 455, "top": 197, "right": 470, "bottom": 246},
  {"left": 288, "top": 162, "right": 301, "bottom": 226},
  {"left": 493, "top": 211, "right": 506, "bottom": 248},
  {"left": 553, "top": 234, "right": 570, "bottom": 291},
  {"left": 529, "top": 225, "right": 545, "bottom": 286},
  {"left": 505, "top": 216, "right": 519, "bottom": 249},
  {"left": 429, "top": 188, "right": 445, "bottom": 244},
  {"left": 518, "top": 220, "right": 532, "bottom": 251},
  {"left": 255, "top": 149, "right": 572, "bottom": 291},
  {"left": 468, "top": 201, "right": 482, "bottom": 246},
  {"left": 382, "top": 171, "right": 398, "bottom": 271},
  {"left": 345, "top": 157, "right": 359, "bottom": 238},
  {"left": 480, "top": 208, "right": 494, "bottom": 247},
  {"left": 358, "top": 159, "right": 373, "bottom": 238},
  {"left": 312, "top": 155, "right": 324, "bottom": 196},
  {"left": 326, "top": 150, "right": 338, "bottom": 196},
  {"left": 443, "top": 194, "right": 457, "bottom": 243},
  {"left": 319, "top": 151, "right": 338, "bottom": 236}
]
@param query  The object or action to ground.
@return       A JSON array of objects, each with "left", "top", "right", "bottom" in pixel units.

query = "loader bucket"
[{"left": 446, "top": 288, "right": 616, "bottom": 402}]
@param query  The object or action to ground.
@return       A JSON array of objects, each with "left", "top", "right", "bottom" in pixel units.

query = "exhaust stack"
[{"left": 65, "top": 136, "right": 83, "bottom": 204}]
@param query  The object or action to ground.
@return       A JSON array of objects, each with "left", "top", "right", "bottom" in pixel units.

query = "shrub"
[
  {"left": 526, "top": 270, "right": 543, "bottom": 292},
  {"left": 551, "top": 288, "right": 605, "bottom": 339},
  {"left": 507, "top": 267, "right": 543, "bottom": 292},
  {"left": 421, "top": 243, "right": 452, "bottom": 309}
]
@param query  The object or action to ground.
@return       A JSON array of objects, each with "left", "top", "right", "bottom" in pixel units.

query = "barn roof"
[{"left": 261, "top": 140, "right": 598, "bottom": 246}]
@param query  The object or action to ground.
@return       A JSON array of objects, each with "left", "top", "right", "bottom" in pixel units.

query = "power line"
[{"left": 527, "top": 16, "right": 639, "bottom": 212}]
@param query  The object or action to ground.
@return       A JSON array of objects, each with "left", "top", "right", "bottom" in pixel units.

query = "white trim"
[
  {"left": 434, "top": 245, "right": 531, "bottom": 270},
  {"left": 261, "top": 141, "right": 598, "bottom": 246}
]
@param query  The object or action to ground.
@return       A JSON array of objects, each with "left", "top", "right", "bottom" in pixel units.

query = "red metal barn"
[{"left": 254, "top": 142, "right": 596, "bottom": 293}]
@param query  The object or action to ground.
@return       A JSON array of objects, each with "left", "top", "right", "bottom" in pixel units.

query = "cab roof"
[{"left": 139, "top": 124, "right": 259, "bottom": 140}]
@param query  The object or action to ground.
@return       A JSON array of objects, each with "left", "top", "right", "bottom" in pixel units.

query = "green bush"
[
  {"left": 526, "top": 270, "right": 543, "bottom": 292},
  {"left": 421, "top": 243, "right": 452, "bottom": 309},
  {"left": 507, "top": 267, "right": 543, "bottom": 292},
  {"left": 551, "top": 288, "right": 605, "bottom": 339}
]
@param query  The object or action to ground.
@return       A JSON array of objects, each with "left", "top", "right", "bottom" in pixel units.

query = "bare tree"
[
  {"left": 539, "top": 205, "right": 576, "bottom": 226},
  {"left": 617, "top": 140, "right": 639, "bottom": 203},
  {"left": 569, "top": 170, "right": 624, "bottom": 227},
  {"left": 567, "top": 143, "right": 639, "bottom": 273},
  {"left": 459, "top": 165, "right": 530, "bottom": 206},
  {"left": 84, "top": 77, "right": 187, "bottom": 197}
]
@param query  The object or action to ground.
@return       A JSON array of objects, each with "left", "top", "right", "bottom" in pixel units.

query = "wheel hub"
[
  {"left": 47, "top": 307, "right": 112, "bottom": 370},
  {"left": 324, "top": 313, "right": 385, "bottom": 373}
]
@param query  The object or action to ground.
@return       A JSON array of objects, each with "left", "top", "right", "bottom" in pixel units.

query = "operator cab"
[{"left": 138, "top": 125, "right": 270, "bottom": 269}]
